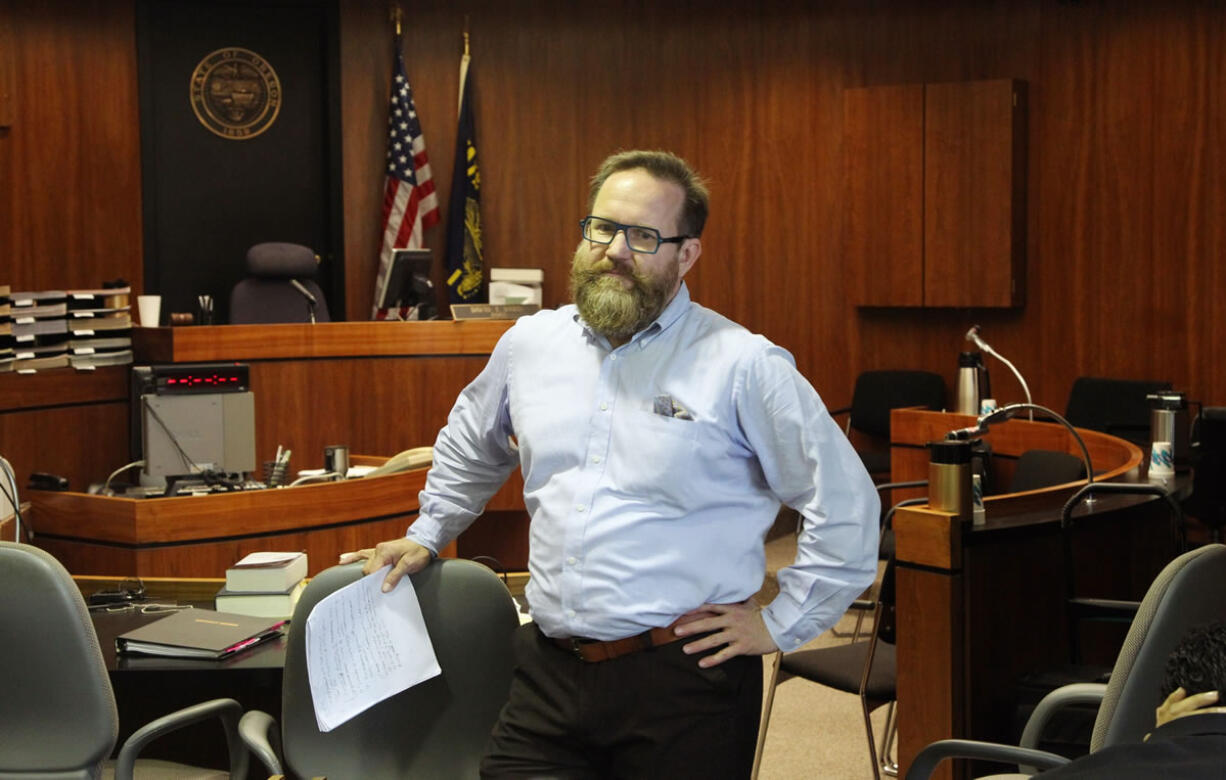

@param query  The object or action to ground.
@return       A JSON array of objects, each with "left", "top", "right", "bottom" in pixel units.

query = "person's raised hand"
[{"left": 337, "top": 538, "right": 434, "bottom": 592}]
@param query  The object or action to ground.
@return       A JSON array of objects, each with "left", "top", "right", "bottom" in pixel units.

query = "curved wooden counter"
[
  {"left": 886, "top": 409, "right": 1179, "bottom": 779},
  {"left": 32, "top": 462, "right": 429, "bottom": 578}
]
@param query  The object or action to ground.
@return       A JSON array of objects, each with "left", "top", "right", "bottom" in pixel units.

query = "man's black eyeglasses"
[{"left": 580, "top": 216, "right": 692, "bottom": 255}]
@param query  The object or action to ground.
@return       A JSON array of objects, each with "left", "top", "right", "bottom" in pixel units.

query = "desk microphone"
[{"left": 289, "top": 279, "right": 318, "bottom": 324}]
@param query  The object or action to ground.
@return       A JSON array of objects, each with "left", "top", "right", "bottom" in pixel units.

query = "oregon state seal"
[{"left": 189, "top": 47, "right": 282, "bottom": 140}]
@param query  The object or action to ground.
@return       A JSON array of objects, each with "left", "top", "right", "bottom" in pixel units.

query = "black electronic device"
[
  {"left": 138, "top": 362, "right": 250, "bottom": 395},
  {"left": 380, "top": 248, "right": 436, "bottom": 319}
]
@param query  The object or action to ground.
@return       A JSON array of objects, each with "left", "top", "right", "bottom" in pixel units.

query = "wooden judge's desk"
[
  {"left": 15, "top": 321, "right": 529, "bottom": 576},
  {"left": 888, "top": 409, "right": 1184, "bottom": 780}
]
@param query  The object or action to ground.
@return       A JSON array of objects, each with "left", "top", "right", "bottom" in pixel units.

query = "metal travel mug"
[
  {"left": 928, "top": 440, "right": 973, "bottom": 523},
  {"left": 324, "top": 445, "right": 350, "bottom": 479}
]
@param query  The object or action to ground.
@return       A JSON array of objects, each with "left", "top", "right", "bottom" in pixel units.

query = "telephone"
[{"left": 364, "top": 446, "right": 433, "bottom": 478}]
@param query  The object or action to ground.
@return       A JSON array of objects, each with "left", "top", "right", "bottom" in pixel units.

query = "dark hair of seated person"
[{"left": 1161, "top": 620, "right": 1226, "bottom": 699}]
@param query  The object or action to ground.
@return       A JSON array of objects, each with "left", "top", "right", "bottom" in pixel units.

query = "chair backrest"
[
  {"left": 1064, "top": 376, "right": 1171, "bottom": 446},
  {"left": 0, "top": 542, "right": 119, "bottom": 778},
  {"left": 1009, "top": 449, "right": 1086, "bottom": 493},
  {"left": 850, "top": 370, "right": 946, "bottom": 439},
  {"left": 229, "top": 242, "right": 331, "bottom": 324},
  {"left": 280, "top": 559, "right": 519, "bottom": 779},
  {"left": 1090, "top": 543, "right": 1226, "bottom": 750}
]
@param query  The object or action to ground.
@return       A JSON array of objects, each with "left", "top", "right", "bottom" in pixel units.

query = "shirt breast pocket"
[{"left": 608, "top": 411, "right": 704, "bottom": 505}]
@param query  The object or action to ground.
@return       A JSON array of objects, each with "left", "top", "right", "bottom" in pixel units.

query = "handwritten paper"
[{"left": 305, "top": 567, "right": 441, "bottom": 732}]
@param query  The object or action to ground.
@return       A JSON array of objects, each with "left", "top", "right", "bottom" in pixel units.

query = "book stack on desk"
[
  {"left": 215, "top": 551, "right": 308, "bottom": 619},
  {"left": 65, "top": 286, "right": 133, "bottom": 370},
  {"left": 0, "top": 285, "right": 11, "bottom": 373},
  {"left": 10, "top": 290, "right": 69, "bottom": 372}
]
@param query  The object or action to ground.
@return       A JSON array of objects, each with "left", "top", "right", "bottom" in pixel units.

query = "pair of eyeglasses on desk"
[{"left": 88, "top": 602, "right": 194, "bottom": 614}]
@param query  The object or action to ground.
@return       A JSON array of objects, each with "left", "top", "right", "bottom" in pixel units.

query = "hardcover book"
[
  {"left": 115, "top": 608, "right": 287, "bottom": 660},
  {"left": 214, "top": 579, "right": 307, "bottom": 619},
  {"left": 225, "top": 551, "right": 308, "bottom": 593}
]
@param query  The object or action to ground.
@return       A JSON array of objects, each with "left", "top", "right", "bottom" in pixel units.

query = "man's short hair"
[
  {"left": 588, "top": 150, "right": 710, "bottom": 238},
  {"left": 1161, "top": 620, "right": 1226, "bottom": 698}
]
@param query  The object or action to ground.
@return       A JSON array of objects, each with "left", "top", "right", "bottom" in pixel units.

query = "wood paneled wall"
[
  {"left": 5, "top": 0, "right": 1226, "bottom": 417},
  {"left": 339, "top": 0, "right": 1226, "bottom": 412},
  {"left": 0, "top": 0, "right": 144, "bottom": 291}
]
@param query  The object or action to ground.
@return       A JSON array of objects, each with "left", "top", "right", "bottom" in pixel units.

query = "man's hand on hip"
[
  {"left": 338, "top": 538, "right": 434, "bottom": 592},
  {"left": 673, "top": 599, "right": 779, "bottom": 668}
]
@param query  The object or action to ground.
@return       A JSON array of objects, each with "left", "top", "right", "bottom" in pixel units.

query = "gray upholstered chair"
[
  {"left": 0, "top": 541, "right": 248, "bottom": 780},
  {"left": 240, "top": 558, "right": 519, "bottom": 779},
  {"left": 228, "top": 242, "right": 330, "bottom": 324},
  {"left": 905, "top": 543, "right": 1226, "bottom": 779}
]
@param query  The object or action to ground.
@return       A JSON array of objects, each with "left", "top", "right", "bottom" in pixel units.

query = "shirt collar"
[{"left": 573, "top": 282, "right": 693, "bottom": 350}]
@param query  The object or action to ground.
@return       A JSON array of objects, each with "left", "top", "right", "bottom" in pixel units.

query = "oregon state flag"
[{"left": 445, "top": 50, "right": 484, "bottom": 303}]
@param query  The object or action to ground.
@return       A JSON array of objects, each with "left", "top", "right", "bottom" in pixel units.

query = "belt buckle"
[{"left": 570, "top": 637, "right": 587, "bottom": 661}]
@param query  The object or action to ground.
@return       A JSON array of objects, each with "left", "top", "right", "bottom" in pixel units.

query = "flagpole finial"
[{"left": 391, "top": 5, "right": 402, "bottom": 37}]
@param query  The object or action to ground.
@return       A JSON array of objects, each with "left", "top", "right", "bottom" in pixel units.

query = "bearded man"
[{"left": 346, "top": 150, "right": 879, "bottom": 779}]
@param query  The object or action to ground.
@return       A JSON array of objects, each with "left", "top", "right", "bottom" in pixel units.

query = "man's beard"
[{"left": 569, "top": 252, "right": 678, "bottom": 342}]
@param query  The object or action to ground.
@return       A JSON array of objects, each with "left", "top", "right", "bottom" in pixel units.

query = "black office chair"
[
  {"left": 1009, "top": 450, "right": 1087, "bottom": 493},
  {"left": 758, "top": 550, "right": 899, "bottom": 780},
  {"left": 1064, "top": 377, "right": 1171, "bottom": 447},
  {"left": 229, "top": 242, "right": 331, "bottom": 324},
  {"left": 0, "top": 541, "right": 248, "bottom": 779},
  {"left": 240, "top": 558, "right": 518, "bottom": 779},
  {"left": 905, "top": 544, "right": 1226, "bottom": 779},
  {"left": 830, "top": 370, "right": 946, "bottom": 478}
]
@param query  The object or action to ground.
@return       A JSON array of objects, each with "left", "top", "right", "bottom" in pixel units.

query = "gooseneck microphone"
[
  {"left": 945, "top": 402, "right": 1096, "bottom": 501},
  {"left": 289, "top": 278, "right": 318, "bottom": 324},
  {"left": 966, "top": 325, "right": 1033, "bottom": 419}
]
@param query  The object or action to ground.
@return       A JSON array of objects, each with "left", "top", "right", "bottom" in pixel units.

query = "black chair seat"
[{"left": 780, "top": 640, "right": 896, "bottom": 703}]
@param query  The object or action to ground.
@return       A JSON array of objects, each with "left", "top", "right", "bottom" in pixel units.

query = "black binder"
[{"left": 116, "top": 608, "right": 287, "bottom": 660}]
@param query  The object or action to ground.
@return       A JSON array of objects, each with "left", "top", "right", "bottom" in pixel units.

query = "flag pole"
[{"left": 391, "top": 5, "right": 402, "bottom": 37}]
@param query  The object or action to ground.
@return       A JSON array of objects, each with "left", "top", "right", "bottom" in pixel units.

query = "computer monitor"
[{"left": 379, "top": 248, "right": 436, "bottom": 320}]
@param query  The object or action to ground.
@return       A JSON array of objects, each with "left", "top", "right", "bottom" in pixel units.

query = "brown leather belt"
[{"left": 548, "top": 617, "right": 686, "bottom": 663}]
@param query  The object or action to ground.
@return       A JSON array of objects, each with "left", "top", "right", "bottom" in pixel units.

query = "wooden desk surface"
[{"left": 132, "top": 319, "right": 513, "bottom": 362}]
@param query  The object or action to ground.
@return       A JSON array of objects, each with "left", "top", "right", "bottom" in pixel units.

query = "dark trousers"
[{"left": 480, "top": 623, "right": 763, "bottom": 779}]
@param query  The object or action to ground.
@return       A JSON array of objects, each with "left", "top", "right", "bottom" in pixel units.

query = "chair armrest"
[
  {"left": 904, "top": 739, "right": 1070, "bottom": 780},
  {"left": 1018, "top": 682, "right": 1106, "bottom": 751},
  {"left": 239, "top": 709, "right": 285, "bottom": 777},
  {"left": 829, "top": 405, "right": 851, "bottom": 417},
  {"left": 114, "top": 697, "right": 248, "bottom": 780}
]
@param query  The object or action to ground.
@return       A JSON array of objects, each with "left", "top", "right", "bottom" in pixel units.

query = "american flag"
[{"left": 372, "top": 47, "right": 439, "bottom": 318}]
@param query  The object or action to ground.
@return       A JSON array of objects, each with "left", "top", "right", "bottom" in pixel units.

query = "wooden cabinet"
[{"left": 845, "top": 79, "right": 1027, "bottom": 308}]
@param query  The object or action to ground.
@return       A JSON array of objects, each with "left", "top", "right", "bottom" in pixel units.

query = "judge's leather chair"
[
  {"left": 228, "top": 242, "right": 331, "bottom": 324},
  {"left": 240, "top": 558, "right": 519, "bottom": 779},
  {"left": 0, "top": 541, "right": 248, "bottom": 780},
  {"left": 905, "top": 543, "right": 1226, "bottom": 779},
  {"left": 830, "top": 370, "right": 946, "bottom": 478}
]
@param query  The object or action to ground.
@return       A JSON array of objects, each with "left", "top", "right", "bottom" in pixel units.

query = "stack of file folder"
[
  {"left": 0, "top": 285, "right": 11, "bottom": 373},
  {"left": 11, "top": 290, "right": 69, "bottom": 372},
  {"left": 65, "top": 286, "right": 133, "bottom": 369}
]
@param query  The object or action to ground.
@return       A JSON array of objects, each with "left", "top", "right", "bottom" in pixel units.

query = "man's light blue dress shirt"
[{"left": 407, "top": 283, "right": 879, "bottom": 652}]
